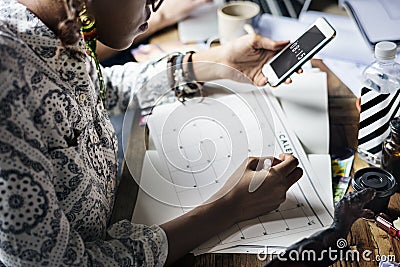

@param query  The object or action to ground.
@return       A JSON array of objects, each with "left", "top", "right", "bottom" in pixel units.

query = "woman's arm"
[
  {"left": 190, "top": 34, "right": 291, "bottom": 86},
  {"left": 161, "top": 154, "right": 303, "bottom": 265},
  {"left": 100, "top": 35, "right": 300, "bottom": 115}
]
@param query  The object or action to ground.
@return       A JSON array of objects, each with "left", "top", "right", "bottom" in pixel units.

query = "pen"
[
  {"left": 248, "top": 158, "right": 272, "bottom": 193},
  {"left": 375, "top": 214, "right": 400, "bottom": 239}
]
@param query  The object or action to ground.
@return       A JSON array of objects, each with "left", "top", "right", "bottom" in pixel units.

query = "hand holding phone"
[{"left": 262, "top": 17, "right": 336, "bottom": 87}]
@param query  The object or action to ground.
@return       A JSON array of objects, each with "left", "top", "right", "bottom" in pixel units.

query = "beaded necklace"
[
  {"left": 79, "top": 7, "right": 106, "bottom": 106},
  {"left": 79, "top": 6, "right": 117, "bottom": 198}
]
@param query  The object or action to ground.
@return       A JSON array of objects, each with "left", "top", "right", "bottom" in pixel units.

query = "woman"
[
  {"left": 0, "top": 0, "right": 370, "bottom": 266},
  {"left": 97, "top": 0, "right": 213, "bottom": 64}
]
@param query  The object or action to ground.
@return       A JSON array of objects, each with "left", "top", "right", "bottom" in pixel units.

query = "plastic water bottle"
[
  {"left": 357, "top": 42, "right": 400, "bottom": 166},
  {"left": 362, "top": 41, "right": 400, "bottom": 94}
]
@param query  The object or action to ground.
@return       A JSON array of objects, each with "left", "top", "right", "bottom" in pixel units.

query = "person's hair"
[{"left": 58, "top": 0, "right": 85, "bottom": 46}]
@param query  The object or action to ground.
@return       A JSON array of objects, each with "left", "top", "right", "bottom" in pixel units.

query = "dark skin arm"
[{"left": 161, "top": 154, "right": 303, "bottom": 266}]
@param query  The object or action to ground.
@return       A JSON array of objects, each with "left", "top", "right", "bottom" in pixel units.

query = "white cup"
[{"left": 217, "top": 1, "right": 260, "bottom": 44}]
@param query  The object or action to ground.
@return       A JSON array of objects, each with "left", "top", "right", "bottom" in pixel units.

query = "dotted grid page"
[{"left": 133, "top": 80, "right": 334, "bottom": 254}]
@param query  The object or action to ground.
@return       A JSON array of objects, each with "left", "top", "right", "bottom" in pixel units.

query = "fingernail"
[{"left": 263, "top": 159, "right": 272, "bottom": 170}]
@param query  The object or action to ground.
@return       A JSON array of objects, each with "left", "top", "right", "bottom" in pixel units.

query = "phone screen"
[{"left": 270, "top": 25, "right": 326, "bottom": 78}]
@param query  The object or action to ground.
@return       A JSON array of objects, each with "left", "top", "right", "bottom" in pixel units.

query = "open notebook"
[{"left": 131, "top": 73, "right": 333, "bottom": 254}]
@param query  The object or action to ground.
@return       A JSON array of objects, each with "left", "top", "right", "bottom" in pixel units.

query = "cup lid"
[{"left": 352, "top": 167, "right": 397, "bottom": 198}]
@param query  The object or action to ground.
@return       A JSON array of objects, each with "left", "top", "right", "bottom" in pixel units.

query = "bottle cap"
[
  {"left": 375, "top": 41, "right": 397, "bottom": 60},
  {"left": 352, "top": 167, "right": 397, "bottom": 213},
  {"left": 352, "top": 167, "right": 397, "bottom": 197},
  {"left": 390, "top": 116, "right": 400, "bottom": 135}
]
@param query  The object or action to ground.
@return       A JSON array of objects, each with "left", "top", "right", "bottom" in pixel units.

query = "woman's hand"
[
  {"left": 193, "top": 34, "right": 303, "bottom": 86},
  {"left": 161, "top": 153, "right": 303, "bottom": 265},
  {"left": 155, "top": 0, "right": 212, "bottom": 28},
  {"left": 212, "top": 154, "right": 303, "bottom": 223},
  {"left": 220, "top": 34, "right": 293, "bottom": 86}
]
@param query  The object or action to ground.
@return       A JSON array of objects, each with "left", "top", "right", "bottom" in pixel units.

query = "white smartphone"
[{"left": 262, "top": 17, "right": 336, "bottom": 87}]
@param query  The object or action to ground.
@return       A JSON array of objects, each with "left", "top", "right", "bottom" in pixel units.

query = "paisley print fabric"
[{"left": 0, "top": 0, "right": 168, "bottom": 266}]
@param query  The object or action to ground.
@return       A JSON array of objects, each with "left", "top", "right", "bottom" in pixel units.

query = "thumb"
[
  {"left": 254, "top": 36, "right": 289, "bottom": 51},
  {"left": 253, "top": 73, "right": 269, "bottom": 87}
]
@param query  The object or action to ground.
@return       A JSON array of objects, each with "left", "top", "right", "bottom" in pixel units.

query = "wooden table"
[{"left": 111, "top": 27, "right": 400, "bottom": 267}]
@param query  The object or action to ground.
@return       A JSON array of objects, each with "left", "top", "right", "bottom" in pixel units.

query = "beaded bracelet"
[
  {"left": 167, "top": 52, "right": 180, "bottom": 92},
  {"left": 184, "top": 51, "right": 204, "bottom": 92},
  {"left": 167, "top": 51, "right": 203, "bottom": 103}
]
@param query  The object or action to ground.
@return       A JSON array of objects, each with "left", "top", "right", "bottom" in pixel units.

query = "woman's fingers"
[
  {"left": 247, "top": 155, "right": 302, "bottom": 192},
  {"left": 283, "top": 77, "right": 292, "bottom": 84},
  {"left": 247, "top": 157, "right": 281, "bottom": 171},
  {"left": 254, "top": 36, "right": 289, "bottom": 51},
  {"left": 273, "top": 154, "right": 299, "bottom": 176},
  {"left": 286, "top": 167, "right": 303, "bottom": 187}
]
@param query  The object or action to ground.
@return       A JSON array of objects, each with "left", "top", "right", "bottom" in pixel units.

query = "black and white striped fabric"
[{"left": 358, "top": 87, "right": 400, "bottom": 163}]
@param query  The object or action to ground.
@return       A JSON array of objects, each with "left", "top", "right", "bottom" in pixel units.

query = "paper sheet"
[
  {"left": 271, "top": 70, "right": 329, "bottom": 154},
  {"left": 308, "top": 154, "right": 333, "bottom": 206},
  {"left": 132, "top": 152, "right": 332, "bottom": 255},
  {"left": 132, "top": 80, "right": 334, "bottom": 254},
  {"left": 178, "top": 3, "right": 219, "bottom": 43},
  {"left": 211, "top": 153, "right": 332, "bottom": 255}
]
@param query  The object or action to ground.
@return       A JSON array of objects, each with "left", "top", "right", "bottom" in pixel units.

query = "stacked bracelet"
[
  {"left": 167, "top": 51, "right": 203, "bottom": 103},
  {"left": 185, "top": 51, "right": 204, "bottom": 90}
]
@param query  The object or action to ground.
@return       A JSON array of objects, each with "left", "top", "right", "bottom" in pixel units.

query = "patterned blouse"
[{"left": 0, "top": 0, "right": 169, "bottom": 266}]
